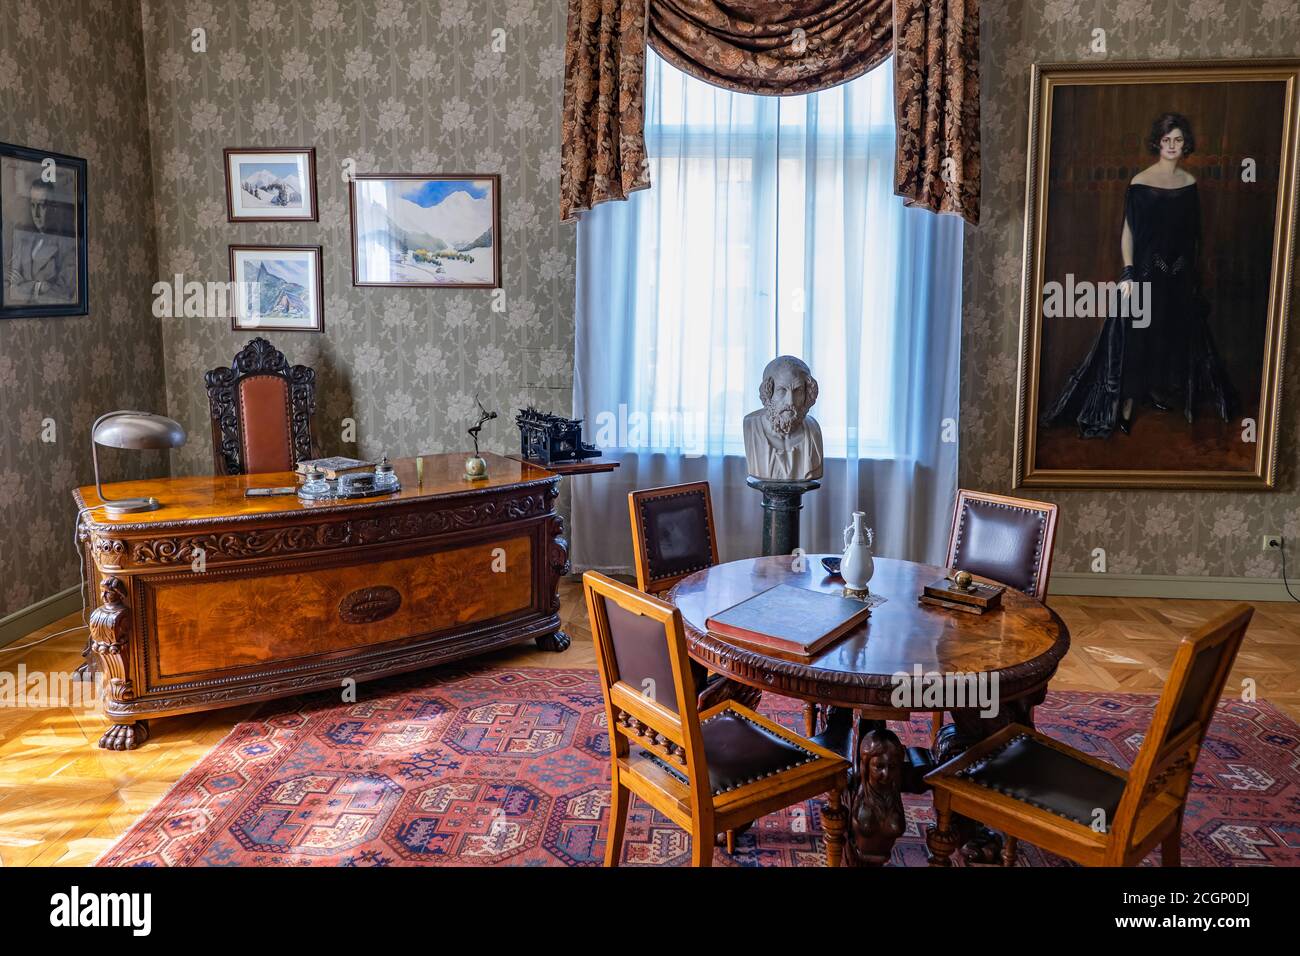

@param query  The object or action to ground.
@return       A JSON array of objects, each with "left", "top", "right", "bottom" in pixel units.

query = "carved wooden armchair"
[
  {"left": 204, "top": 337, "right": 318, "bottom": 475},
  {"left": 925, "top": 604, "right": 1252, "bottom": 866},
  {"left": 584, "top": 571, "right": 849, "bottom": 866}
]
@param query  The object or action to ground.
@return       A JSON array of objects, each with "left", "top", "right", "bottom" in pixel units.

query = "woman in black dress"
[{"left": 1041, "top": 112, "right": 1234, "bottom": 437}]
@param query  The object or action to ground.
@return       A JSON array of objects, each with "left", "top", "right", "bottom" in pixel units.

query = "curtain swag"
[{"left": 560, "top": 0, "right": 980, "bottom": 225}]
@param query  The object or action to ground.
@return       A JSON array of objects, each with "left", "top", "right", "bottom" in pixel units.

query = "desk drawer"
[{"left": 144, "top": 535, "right": 534, "bottom": 683}]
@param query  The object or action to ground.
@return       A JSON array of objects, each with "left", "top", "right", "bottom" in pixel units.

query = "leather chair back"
[
  {"left": 1106, "top": 604, "right": 1252, "bottom": 861},
  {"left": 205, "top": 337, "right": 317, "bottom": 475},
  {"left": 946, "top": 490, "right": 1059, "bottom": 599},
  {"left": 628, "top": 482, "right": 719, "bottom": 595},
  {"left": 583, "top": 571, "right": 709, "bottom": 801}
]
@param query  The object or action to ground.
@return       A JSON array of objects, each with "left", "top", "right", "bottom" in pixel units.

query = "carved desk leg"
[
  {"left": 537, "top": 513, "right": 571, "bottom": 654},
  {"left": 535, "top": 630, "right": 572, "bottom": 652},
  {"left": 72, "top": 541, "right": 99, "bottom": 682},
  {"left": 845, "top": 718, "right": 906, "bottom": 866},
  {"left": 89, "top": 577, "right": 148, "bottom": 751}
]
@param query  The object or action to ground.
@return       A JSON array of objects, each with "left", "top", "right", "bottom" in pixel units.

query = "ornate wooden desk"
[
  {"left": 667, "top": 555, "right": 1070, "bottom": 865},
  {"left": 73, "top": 453, "right": 570, "bottom": 750}
]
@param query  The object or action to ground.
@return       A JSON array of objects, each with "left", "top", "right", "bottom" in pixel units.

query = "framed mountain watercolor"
[
  {"left": 224, "top": 148, "right": 318, "bottom": 222},
  {"left": 349, "top": 173, "right": 501, "bottom": 288},
  {"left": 229, "top": 245, "right": 323, "bottom": 333}
]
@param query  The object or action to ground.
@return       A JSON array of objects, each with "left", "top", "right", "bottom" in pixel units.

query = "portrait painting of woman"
[{"left": 1015, "top": 61, "right": 1299, "bottom": 489}]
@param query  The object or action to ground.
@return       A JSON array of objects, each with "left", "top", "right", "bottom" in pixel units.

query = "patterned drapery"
[
  {"left": 559, "top": 0, "right": 653, "bottom": 224},
  {"left": 560, "top": 0, "right": 981, "bottom": 225},
  {"left": 893, "top": 0, "right": 980, "bottom": 223}
]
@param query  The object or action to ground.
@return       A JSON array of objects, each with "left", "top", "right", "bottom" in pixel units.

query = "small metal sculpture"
[{"left": 465, "top": 396, "right": 497, "bottom": 481}]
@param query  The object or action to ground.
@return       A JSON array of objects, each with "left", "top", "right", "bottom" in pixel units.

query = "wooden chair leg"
[
  {"left": 930, "top": 711, "right": 944, "bottom": 746},
  {"left": 926, "top": 791, "right": 959, "bottom": 867},
  {"left": 822, "top": 782, "right": 846, "bottom": 868},
  {"left": 692, "top": 817, "right": 715, "bottom": 867},
  {"left": 726, "top": 829, "right": 736, "bottom": 854},
  {"left": 1162, "top": 823, "right": 1182, "bottom": 867},
  {"left": 605, "top": 782, "right": 630, "bottom": 867},
  {"left": 804, "top": 702, "right": 819, "bottom": 737},
  {"left": 1001, "top": 835, "right": 1018, "bottom": 867}
]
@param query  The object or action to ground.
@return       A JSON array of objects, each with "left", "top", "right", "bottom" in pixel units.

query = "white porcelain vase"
[{"left": 841, "top": 511, "right": 875, "bottom": 590}]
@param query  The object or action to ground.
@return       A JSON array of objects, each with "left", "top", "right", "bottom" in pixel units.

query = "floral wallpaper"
[
  {"left": 0, "top": 0, "right": 166, "bottom": 618},
  {"left": 961, "top": 0, "right": 1300, "bottom": 580},
  {"left": 4, "top": 0, "right": 1297, "bottom": 622},
  {"left": 139, "top": 0, "right": 574, "bottom": 477}
]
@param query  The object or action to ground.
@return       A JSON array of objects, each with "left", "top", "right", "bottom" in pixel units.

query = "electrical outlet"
[{"left": 1262, "top": 534, "right": 1282, "bottom": 552}]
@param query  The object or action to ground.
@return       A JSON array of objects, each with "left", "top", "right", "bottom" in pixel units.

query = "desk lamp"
[{"left": 90, "top": 411, "right": 187, "bottom": 515}]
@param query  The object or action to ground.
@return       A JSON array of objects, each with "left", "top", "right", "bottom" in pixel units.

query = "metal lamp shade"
[{"left": 91, "top": 411, "right": 187, "bottom": 515}]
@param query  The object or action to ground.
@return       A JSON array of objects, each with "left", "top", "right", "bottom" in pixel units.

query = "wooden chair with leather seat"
[
  {"left": 204, "top": 337, "right": 318, "bottom": 475},
  {"left": 927, "top": 489, "right": 1060, "bottom": 743},
  {"left": 945, "top": 489, "right": 1059, "bottom": 601},
  {"left": 584, "top": 570, "right": 850, "bottom": 867},
  {"left": 924, "top": 604, "right": 1253, "bottom": 867},
  {"left": 628, "top": 481, "right": 720, "bottom": 597},
  {"left": 628, "top": 482, "right": 762, "bottom": 706}
]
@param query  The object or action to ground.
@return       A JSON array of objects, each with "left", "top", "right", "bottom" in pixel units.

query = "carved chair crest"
[{"left": 205, "top": 337, "right": 317, "bottom": 475}]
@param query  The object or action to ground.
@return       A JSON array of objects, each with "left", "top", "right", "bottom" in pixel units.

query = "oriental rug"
[{"left": 99, "top": 666, "right": 1300, "bottom": 867}]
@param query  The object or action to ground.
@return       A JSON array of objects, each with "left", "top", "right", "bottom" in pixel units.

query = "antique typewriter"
[{"left": 515, "top": 407, "right": 602, "bottom": 465}]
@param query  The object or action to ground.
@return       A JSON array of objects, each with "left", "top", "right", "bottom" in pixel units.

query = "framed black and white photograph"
[
  {"left": 224, "top": 148, "right": 318, "bottom": 222},
  {"left": 0, "top": 141, "right": 88, "bottom": 319},
  {"left": 349, "top": 173, "right": 501, "bottom": 288},
  {"left": 229, "top": 244, "right": 324, "bottom": 333}
]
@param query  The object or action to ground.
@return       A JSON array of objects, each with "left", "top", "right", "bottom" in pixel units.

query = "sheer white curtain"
[{"left": 572, "top": 51, "right": 963, "bottom": 572}]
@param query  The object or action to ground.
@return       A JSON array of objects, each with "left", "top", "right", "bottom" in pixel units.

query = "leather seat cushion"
[
  {"left": 699, "top": 711, "right": 816, "bottom": 795},
  {"left": 957, "top": 733, "right": 1125, "bottom": 830},
  {"left": 644, "top": 710, "right": 817, "bottom": 796}
]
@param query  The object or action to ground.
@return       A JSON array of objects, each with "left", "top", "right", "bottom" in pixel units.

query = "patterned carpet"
[{"left": 98, "top": 666, "right": 1300, "bottom": 867}]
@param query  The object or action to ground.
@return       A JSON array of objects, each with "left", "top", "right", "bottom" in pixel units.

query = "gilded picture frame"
[{"left": 1013, "top": 59, "right": 1299, "bottom": 490}]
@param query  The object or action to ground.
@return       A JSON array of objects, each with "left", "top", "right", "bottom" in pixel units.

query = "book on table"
[
  {"left": 705, "top": 584, "right": 871, "bottom": 658},
  {"left": 295, "top": 456, "right": 377, "bottom": 479},
  {"left": 922, "top": 576, "right": 1004, "bottom": 610}
]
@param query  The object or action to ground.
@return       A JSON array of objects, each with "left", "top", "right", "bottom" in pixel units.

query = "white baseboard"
[
  {"left": 0, "top": 586, "right": 83, "bottom": 648},
  {"left": 1051, "top": 572, "right": 1299, "bottom": 603}
]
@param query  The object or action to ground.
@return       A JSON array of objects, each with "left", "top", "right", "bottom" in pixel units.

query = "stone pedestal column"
[{"left": 746, "top": 477, "right": 820, "bottom": 557}]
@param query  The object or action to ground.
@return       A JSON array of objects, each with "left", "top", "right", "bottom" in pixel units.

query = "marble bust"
[{"left": 742, "top": 355, "right": 824, "bottom": 481}]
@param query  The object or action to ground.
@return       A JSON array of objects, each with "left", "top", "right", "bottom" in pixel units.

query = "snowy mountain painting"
[
  {"left": 352, "top": 175, "right": 499, "bottom": 287},
  {"left": 225, "top": 150, "right": 316, "bottom": 220},
  {"left": 230, "top": 246, "right": 323, "bottom": 332},
  {"left": 238, "top": 162, "right": 304, "bottom": 208}
]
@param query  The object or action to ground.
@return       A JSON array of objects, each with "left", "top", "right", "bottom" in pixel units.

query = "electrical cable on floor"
[
  {"left": 0, "top": 506, "right": 102, "bottom": 657},
  {"left": 1281, "top": 535, "right": 1300, "bottom": 604}
]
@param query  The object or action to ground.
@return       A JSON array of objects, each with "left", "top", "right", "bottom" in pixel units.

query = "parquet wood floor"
[{"left": 0, "top": 581, "right": 1295, "bottom": 867}]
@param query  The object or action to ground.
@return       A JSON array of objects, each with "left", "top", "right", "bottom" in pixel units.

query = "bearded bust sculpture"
[{"left": 743, "top": 355, "right": 824, "bottom": 481}]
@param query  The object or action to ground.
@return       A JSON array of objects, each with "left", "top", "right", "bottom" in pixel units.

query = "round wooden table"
[{"left": 666, "top": 555, "right": 1070, "bottom": 865}]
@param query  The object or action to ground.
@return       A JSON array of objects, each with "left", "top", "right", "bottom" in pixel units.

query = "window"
[{"left": 597, "top": 51, "right": 911, "bottom": 459}]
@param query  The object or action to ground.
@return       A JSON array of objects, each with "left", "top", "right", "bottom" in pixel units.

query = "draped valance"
[{"left": 560, "top": 0, "right": 980, "bottom": 225}]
